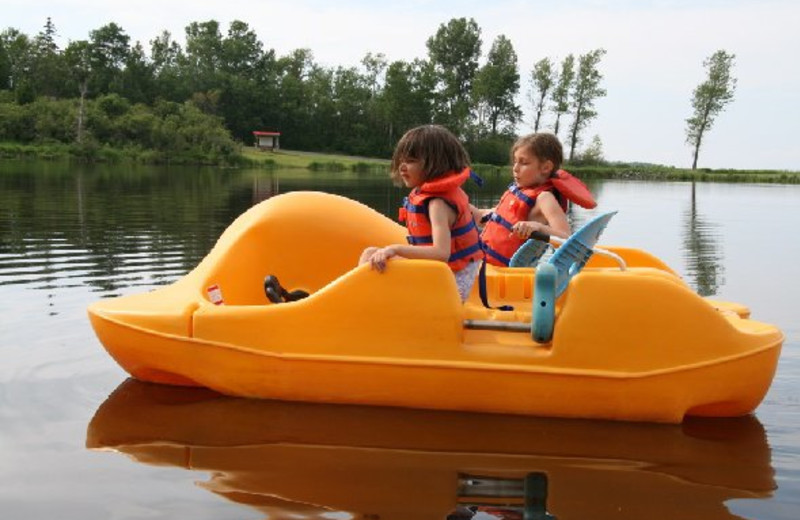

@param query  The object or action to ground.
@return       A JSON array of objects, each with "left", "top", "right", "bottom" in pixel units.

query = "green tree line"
[
  {"left": 1, "top": 16, "right": 737, "bottom": 168},
  {"left": 0, "top": 16, "right": 612, "bottom": 165}
]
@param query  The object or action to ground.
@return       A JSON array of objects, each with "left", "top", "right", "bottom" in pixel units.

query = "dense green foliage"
[
  {"left": 0, "top": 16, "right": 612, "bottom": 165},
  {"left": 0, "top": 94, "right": 241, "bottom": 164}
]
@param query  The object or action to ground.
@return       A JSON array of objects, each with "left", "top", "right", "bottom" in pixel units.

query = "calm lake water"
[{"left": 1, "top": 160, "right": 798, "bottom": 519}]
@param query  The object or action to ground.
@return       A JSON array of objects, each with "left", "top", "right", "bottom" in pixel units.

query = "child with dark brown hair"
[{"left": 359, "top": 125, "right": 483, "bottom": 301}]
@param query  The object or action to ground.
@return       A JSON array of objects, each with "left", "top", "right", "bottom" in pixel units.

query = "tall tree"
[
  {"left": 1, "top": 29, "right": 34, "bottom": 102},
  {"left": 221, "top": 20, "right": 265, "bottom": 78},
  {"left": 379, "top": 59, "right": 435, "bottom": 147},
  {"left": 305, "top": 65, "right": 336, "bottom": 148},
  {"left": 30, "top": 17, "right": 67, "bottom": 98},
  {"left": 34, "top": 16, "right": 58, "bottom": 62},
  {"left": 150, "top": 30, "right": 188, "bottom": 102},
  {"left": 528, "top": 58, "right": 554, "bottom": 132},
  {"left": 686, "top": 50, "right": 736, "bottom": 170},
  {"left": 566, "top": 48, "right": 607, "bottom": 161},
  {"left": 330, "top": 66, "right": 372, "bottom": 152},
  {"left": 119, "top": 41, "right": 154, "bottom": 103},
  {"left": 63, "top": 40, "right": 92, "bottom": 142},
  {"left": 361, "top": 52, "right": 387, "bottom": 98},
  {"left": 218, "top": 20, "right": 274, "bottom": 141},
  {"left": 473, "top": 34, "right": 521, "bottom": 136},
  {"left": 426, "top": 17, "right": 482, "bottom": 136},
  {"left": 275, "top": 48, "right": 316, "bottom": 148},
  {"left": 150, "top": 31, "right": 182, "bottom": 73},
  {"left": 379, "top": 60, "right": 415, "bottom": 145},
  {"left": 360, "top": 52, "right": 388, "bottom": 151},
  {"left": 183, "top": 20, "right": 223, "bottom": 92},
  {"left": 88, "top": 23, "right": 131, "bottom": 95},
  {"left": 550, "top": 54, "right": 574, "bottom": 138},
  {"left": 0, "top": 37, "right": 9, "bottom": 90}
]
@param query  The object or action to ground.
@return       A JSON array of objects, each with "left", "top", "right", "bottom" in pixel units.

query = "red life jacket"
[
  {"left": 398, "top": 168, "right": 483, "bottom": 271},
  {"left": 481, "top": 169, "right": 596, "bottom": 266}
]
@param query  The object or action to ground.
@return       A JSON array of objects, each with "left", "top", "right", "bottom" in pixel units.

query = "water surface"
[{"left": 1, "top": 161, "right": 798, "bottom": 519}]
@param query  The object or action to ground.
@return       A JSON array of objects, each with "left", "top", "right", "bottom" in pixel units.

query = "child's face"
[
  {"left": 397, "top": 157, "right": 426, "bottom": 188},
  {"left": 512, "top": 147, "right": 553, "bottom": 188}
]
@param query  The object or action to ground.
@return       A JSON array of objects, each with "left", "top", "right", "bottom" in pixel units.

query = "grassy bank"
[
  {"left": 0, "top": 141, "right": 391, "bottom": 171},
  {"left": 0, "top": 141, "right": 250, "bottom": 167},
  {"left": 566, "top": 163, "right": 800, "bottom": 184},
  {"left": 244, "top": 149, "right": 800, "bottom": 183},
  {"left": 240, "top": 148, "right": 390, "bottom": 173},
  {"left": 3, "top": 142, "right": 798, "bottom": 183}
]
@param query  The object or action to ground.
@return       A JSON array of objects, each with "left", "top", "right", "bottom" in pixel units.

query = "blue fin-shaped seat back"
[
  {"left": 508, "top": 238, "right": 550, "bottom": 268},
  {"left": 548, "top": 211, "right": 617, "bottom": 296}
]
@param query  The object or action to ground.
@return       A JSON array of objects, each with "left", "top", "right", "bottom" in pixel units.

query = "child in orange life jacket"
[
  {"left": 359, "top": 125, "right": 483, "bottom": 301},
  {"left": 471, "top": 132, "right": 595, "bottom": 267}
]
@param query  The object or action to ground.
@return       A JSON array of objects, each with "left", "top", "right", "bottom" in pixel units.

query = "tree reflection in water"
[{"left": 683, "top": 182, "right": 724, "bottom": 296}]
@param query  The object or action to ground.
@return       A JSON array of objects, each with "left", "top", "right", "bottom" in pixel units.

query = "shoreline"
[{"left": 2, "top": 142, "right": 798, "bottom": 184}]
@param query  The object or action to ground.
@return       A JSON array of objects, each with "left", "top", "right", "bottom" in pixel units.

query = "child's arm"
[
  {"left": 367, "top": 198, "right": 455, "bottom": 272},
  {"left": 512, "top": 191, "right": 570, "bottom": 239},
  {"left": 469, "top": 203, "right": 493, "bottom": 224}
]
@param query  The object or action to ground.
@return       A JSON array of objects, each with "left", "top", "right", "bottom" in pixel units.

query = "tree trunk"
[
  {"left": 76, "top": 81, "right": 88, "bottom": 144},
  {"left": 568, "top": 106, "right": 582, "bottom": 161},
  {"left": 692, "top": 110, "right": 711, "bottom": 170},
  {"left": 569, "top": 125, "right": 578, "bottom": 161},
  {"left": 534, "top": 92, "right": 546, "bottom": 132},
  {"left": 691, "top": 133, "right": 702, "bottom": 170}
]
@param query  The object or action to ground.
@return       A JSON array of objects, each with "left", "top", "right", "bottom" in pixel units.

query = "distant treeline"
[
  {"left": 0, "top": 17, "right": 609, "bottom": 165},
  {"left": 0, "top": 93, "right": 245, "bottom": 164}
]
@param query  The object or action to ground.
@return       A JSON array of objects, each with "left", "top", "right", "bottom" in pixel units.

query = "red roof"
[{"left": 253, "top": 131, "right": 281, "bottom": 136}]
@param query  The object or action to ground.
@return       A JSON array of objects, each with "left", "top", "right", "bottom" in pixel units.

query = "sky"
[{"left": 5, "top": 0, "right": 800, "bottom": 170}]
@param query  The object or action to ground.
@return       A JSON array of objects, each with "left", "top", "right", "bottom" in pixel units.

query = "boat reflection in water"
[{"left": 87, "top": 379, "right": 775, "bottom": 520}]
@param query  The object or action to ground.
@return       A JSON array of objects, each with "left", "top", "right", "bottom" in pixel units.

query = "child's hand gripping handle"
[{"left": 527, "top": 231, "right": 551, "bottom": 243}]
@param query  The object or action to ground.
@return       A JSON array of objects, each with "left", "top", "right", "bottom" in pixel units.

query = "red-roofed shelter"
[{"left": 253, "top": 131, "right": 281, "bottom": 151}]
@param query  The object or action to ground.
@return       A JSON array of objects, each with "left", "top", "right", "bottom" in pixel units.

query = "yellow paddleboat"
[{"left": 87, "top": 191, "right": 783, "bottom": 423}]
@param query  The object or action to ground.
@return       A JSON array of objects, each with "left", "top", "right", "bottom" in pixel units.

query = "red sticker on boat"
[{"left": 207, "top": 284, "right": 224, "bottom": 305}]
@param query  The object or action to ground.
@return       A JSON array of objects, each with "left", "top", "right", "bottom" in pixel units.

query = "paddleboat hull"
[{"left": 88, "top": 192, "right": 783, "bottom": 423}]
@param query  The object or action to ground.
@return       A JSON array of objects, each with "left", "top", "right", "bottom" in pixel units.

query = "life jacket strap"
[
  {"left": 490, "top": 212, "right": 515, "bottom": 232},
  {"left": 509, "top": 184, "right": 537, "bottom": 207},
  {"left": 449, "top": 242, "right": 482, "bottom": 263},
  {"left": 483, "top": 245, "right": 511, "bottom": 266},
  {"left": 406, "top": 219, "right": 476, "bottom": 245},
  {"left": 478, "top": 259, "right": 514, "bottom": 311}
]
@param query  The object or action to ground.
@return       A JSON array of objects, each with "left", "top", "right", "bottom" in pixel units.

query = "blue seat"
[
  {"left": 548, "top": 211, "right": 617, "bottom": 297},
  {"left": 508, "top": 236, "right": 550, "bottom": 268},
  {"left": 532, "top": 211, "right": 617, "bottom": 342}
]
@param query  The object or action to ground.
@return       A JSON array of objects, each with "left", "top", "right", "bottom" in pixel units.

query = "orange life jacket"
[
  {"left": 481, "top": 169, "right": 596, "bottom": 266},
  {"left": 552, "top": 169, "right": 596, "bottom": 210},
  {"left": 398, "top": 168, "right": 483, "bottom": 271}
]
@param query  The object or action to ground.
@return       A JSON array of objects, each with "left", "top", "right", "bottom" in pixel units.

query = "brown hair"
[
  {"left": 390, "top": 125, "right": 470, "bottom": 184},
  {"left": 512, "top": 132, "right": 563, "bottom": 173}
]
